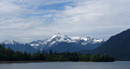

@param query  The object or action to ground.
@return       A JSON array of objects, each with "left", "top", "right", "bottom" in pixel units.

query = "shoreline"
[
  {"left": 0, "top": 61, "right": 115, "bottom": 63},
  {"left": 0, "top": 61, "right": 47, "bottom": 63}
]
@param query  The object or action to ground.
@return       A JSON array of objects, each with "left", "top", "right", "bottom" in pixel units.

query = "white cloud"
[
  {"left": 0, "top": 0, "right": 130, "bottom": 42},
  {"left": 52, "top": 0, "right": 130, "bottom": 37}
]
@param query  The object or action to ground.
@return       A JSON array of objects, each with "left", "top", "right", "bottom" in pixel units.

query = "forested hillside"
[
  {"left": 80, "top": 29, "right": 130, "bottom": 60},
  {"left": 0, "top": 44, "right": 114, "bottom": 62}
]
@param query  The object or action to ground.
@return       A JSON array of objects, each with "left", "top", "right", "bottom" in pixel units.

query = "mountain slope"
[
  {"left": 29, "top": 33, "right": 105, "bottom": 52},
  {"left": 46, "top": 42, "right": 86, "bottom": 53},
  {"left": 80, "top": 29, "right": 130, "bottom": 60},
  {"left": 1, "top": 33, "right": 105, "bottom": 53},
  {"left": 2, "top": 40, "right": 36, "bottom": 53}
]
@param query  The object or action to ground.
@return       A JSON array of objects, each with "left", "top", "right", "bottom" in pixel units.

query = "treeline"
[{"left": 0, "top": 44, "right": 115, "bottom": 62}]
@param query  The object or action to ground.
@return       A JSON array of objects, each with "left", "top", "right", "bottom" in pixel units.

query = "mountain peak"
[
  {"left": 56, "top": 32, "right": 61, "bottom": 35},
  {"left": 28, "top": 33, "right": 105, "bottom": 51},
  {"left": 48, "top": 33, "right": 71, "bottom": 42},
  {"left": 2, "top": 40, "right": 23, "bottom": 44}
]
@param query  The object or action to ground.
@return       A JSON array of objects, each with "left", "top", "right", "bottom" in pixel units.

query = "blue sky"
[{"left": 0, "top": 0, "right": 130, "bottom": 42}]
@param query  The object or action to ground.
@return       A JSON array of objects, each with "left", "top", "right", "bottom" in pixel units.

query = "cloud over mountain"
[{"left": 0, "top": 0, "right": 130, "bottom": 42}]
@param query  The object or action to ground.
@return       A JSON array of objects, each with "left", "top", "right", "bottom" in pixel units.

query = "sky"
[{"left": 0, "top": 0, "right": 130, "bottom": 42}]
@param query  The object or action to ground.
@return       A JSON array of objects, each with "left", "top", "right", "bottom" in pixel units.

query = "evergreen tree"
[{"left": 0, "top": 44, "right": 115, "bottom": 62}]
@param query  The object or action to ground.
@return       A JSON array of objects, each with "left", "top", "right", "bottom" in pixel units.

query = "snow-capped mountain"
[
  {"left": 29, "top": 33, "right": 105, "bottom": 51},
  {"left": 1, "top": 33, "right": 105, "bottom": 53},
  {"left": 1, "top": 40, "right": 36, "bottom": 53},
  {"left": 1, "top": 40, "right": 24, "bottom": 45},
  {"left": 29, "top": 33, "right": 75, "bottom": 50},
  {"left": 71, "top": 36, "right": 105, "bottom": 45}
]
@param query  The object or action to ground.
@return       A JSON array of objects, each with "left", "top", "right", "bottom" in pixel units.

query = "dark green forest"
[
  {"left": 0, "top": 44, "right": 114, "bottom": 62},
  {"left": 79, "top": 29, "right": 130, "bottom": 61}
]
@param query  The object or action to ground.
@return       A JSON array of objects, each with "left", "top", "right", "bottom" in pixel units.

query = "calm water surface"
[{"left": 0, "top": 61, "right": 130, "bottom": 69}]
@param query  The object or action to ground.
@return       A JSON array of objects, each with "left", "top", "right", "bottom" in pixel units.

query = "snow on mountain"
[
  {"left": 1, "top": 40, "right": 24, "bottom": 45},
  {"left": 92, "top": 39, "right": 105, "bottom": 44},
  {"left": 29, "top": 33, "right": 105, "bottom": 50},
  {"left": 29, "top": 33, "right": 75, "bottom": 49},
  {"left": 47, "top": 33, "right": 75, "bottom": 44},
  {"left": 0, "top": 33, "right": 105, "bottom": 53},
  {"left": 1, "top": 40, "right": 37, "bottom": 53},
  {"left": 71, "top": 36, "right": 90, "bottom": 41},
  {"left": 71, "top": 36, "right": 105, "bottom": 45}
]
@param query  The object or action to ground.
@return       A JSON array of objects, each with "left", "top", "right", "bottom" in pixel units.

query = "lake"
[{"left": 0, "top": 61, "right": 130, "bottom": 69}]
